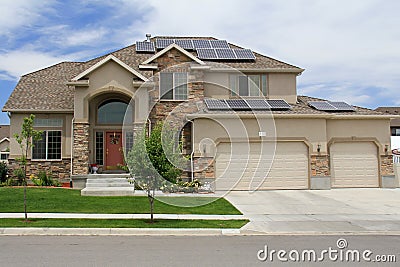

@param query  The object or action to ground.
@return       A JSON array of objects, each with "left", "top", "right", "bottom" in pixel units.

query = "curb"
[{"left": 0, "top": 228, "right": 242, "bottom": 236}]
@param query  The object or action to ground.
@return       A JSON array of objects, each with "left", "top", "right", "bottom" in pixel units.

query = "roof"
[
  {"left": 375, "top": 107, "right": 400, "bottom": 115},
  {"left": 188, "top": 95, "right": 388, "bottom": 118},
  {"left": 0, "top": 125, "right": 10, "bottom": 141},
  {"left": 3, "top": 36, "right": 303, "bottom": 112}
]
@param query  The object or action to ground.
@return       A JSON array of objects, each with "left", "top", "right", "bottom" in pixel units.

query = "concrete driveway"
[{"left": 225, "top": 189, "right": 400, "bottom": 234}]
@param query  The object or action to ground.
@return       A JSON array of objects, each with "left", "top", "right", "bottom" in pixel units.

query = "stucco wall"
[
  {"left": 9, "top": 113, "right": 73, "bottom": 159},
  {"left": 74, "top": 60, "right": 136, "bottom": 121},
  {"left": 0, "top": 140, "right": 9, "bottom": 152},
  {"left": 203, "top": 72, "right": 297, "bottom": 103},
  {"left": 268, "top": 73, "right": 297, "bottom": 104}
]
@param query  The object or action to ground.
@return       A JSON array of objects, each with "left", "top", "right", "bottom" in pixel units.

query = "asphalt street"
[{"left": 0, "top": 235, "right": 399, "bottom": 266}]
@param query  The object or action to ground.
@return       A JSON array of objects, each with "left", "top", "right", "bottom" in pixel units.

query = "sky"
[{"left": 0, "top": 0, "right": 399, "bottom": 125}]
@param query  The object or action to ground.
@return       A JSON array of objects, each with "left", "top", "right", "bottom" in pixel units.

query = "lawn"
[
  {"left": 0, "top": 188, "right": 241, "bottom": 215},
  {"left": 0, "top": 218, "right": 248, "bottom": 228}
]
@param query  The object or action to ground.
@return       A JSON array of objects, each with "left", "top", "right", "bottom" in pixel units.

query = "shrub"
[
  {"left": 0, "top": 162, "right": 8, "bottom": 183},
  {"left": 31, "top": 171, "right": 60, "bottom": 187},
  {"left": 13, "top": 168, "right": 25, "bottom": 185}
]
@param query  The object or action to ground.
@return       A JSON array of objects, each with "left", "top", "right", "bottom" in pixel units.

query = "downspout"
[
  {"left": 187, "top": 120, "right": 195, "bottom": 182},
  {"left": 70, "top": 117, "right": 74, "bottom": 188},
  {"left": 147, "top": 118, "right": 152, "bottom": 137}
]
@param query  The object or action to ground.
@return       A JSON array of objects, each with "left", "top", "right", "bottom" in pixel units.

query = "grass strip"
[
  {"left": 0, "top": 218, "right": 249, "bottom": 228},
  {"left": 0, "top": 188, "right": 241, "bottom": 215}
]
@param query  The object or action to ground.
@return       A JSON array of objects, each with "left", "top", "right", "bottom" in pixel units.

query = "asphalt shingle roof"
[{"left": 3, "top": 36, "right": 379, "bottom": 117}]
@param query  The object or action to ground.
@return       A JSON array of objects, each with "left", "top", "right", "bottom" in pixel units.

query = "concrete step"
[
  {"left": 81, "top": 187, "right": 135, "bottom": 196},
  {"left": 87, "top": 174, "right": 131, "bottom": 179},
  {"left": 86, "top": 178, "right": 131, "bottom": 183},
  {"left": 86, "top": 183, "right": 134, "bottom": 188}
]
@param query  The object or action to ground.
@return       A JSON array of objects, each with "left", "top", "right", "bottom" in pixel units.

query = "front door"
[{"left": 105, "top": 131, "right": 124, "bottom": 170}]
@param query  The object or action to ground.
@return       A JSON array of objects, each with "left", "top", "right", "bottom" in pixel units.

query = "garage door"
[
  {"left": 215, "top": 142, "right": 309, "bottom": 191},
  {"left": 330, "top": 142, "right": 379, "bottom": 188}
]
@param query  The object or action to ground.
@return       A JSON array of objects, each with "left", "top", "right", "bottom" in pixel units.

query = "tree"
[
  {"left": 126, "top": 122, "right": 183, "bottom": 223},
  {"left": 14, "top": 114, "right": 43, "bottom": 221}
]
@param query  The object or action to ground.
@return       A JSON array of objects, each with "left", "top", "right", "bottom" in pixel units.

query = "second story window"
[
  {"left": 160, "top": 72, "right": 188, "bottom": 100},
  {"left": 230, "top": 74, "right": 267, "bottom": 97}
]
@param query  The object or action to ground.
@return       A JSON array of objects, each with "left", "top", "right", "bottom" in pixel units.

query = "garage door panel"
[
  {"left": 216, "top": 142, "right": 308, "bottom": 190},
  {"left": 331, "top": 142, "right": 378, "bottom": 188}
]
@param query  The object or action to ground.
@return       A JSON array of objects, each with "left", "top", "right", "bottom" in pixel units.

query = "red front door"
[{"left": 106, "top": 131, "right": 124, "bottom": 169}]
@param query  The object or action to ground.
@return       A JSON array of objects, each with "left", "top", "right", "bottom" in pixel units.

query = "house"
[
  {"left": 2, "top": 35, "right": 396, "bottom": 190},
  {"left": 375, "top": 107, "right": 400, "bottom": 150},
  {"left": 0, "top": 125, "right": 10, "bottom": 162}
]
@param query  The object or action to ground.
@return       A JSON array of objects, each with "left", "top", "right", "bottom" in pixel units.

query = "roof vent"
[{"left": 146, "top": 33, "right": 151, "bottom": 42}]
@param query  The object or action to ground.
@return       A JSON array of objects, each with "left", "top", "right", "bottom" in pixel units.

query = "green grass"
[
  {"left": 0, "top": 218, "right": 248, "bottom": 228},
  {"left": 0, "top": 188, "right": 241, "bottom": 215}
]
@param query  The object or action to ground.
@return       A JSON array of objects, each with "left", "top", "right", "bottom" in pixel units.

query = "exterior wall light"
[{"left": 317, "top": 144, "right": 321, "bottom": 153}]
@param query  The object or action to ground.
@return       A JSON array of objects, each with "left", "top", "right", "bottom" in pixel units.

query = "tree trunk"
[
  {"left": 149, "top": 195, "right": 154, "bottom": 223},
  {"left": 24, "top": 147, "right": 28, "bottom": 221},
  {"left": 23, "top": 181, "right": 27, "bottom": 221}
]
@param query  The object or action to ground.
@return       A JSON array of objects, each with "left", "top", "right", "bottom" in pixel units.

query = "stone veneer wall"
[
  {"left": 380, "top": 154, "right": 394, "bottom": 176},
  {"left": 310, "top": 155, "right": 330, "bottom": 176},
  {"left": 8, "top": 159, "right": 71, "bottom": 182},
  {"left": 73, "top": 123, "right": 89, "bottom": 175},
  {"left": 147, "top": 48, "right": 208, "bottom": 181}
]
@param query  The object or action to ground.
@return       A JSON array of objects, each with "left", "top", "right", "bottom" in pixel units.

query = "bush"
[
  {"left": 0, "top": 162, "right": 8, "bottom": 183},
  {"left": 13, "top": 168, "right": 25, "bottom": 185},
  {"left": 31, "top": 171, "right": 60, "bottom": 187}
]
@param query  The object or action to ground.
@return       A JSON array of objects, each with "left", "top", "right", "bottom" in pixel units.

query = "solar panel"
[
  {"left": 215, "top": 49, "right": 236, "bottom": 59},
  {"left": 308, "top": 101, "right": 337, "bottom": 111},
  {"left": 210, "top": 40, "right": 230, "bottom": 49},
  {"left": 175, "top": 39, "right": 194, "bottom": 50},
  {"left": 197, "top": 49, "right": 218, "bottom": 59},
  {"left": 136, "top": 41, "right": 155, "bottom": 52},
  {"left": 329, "top": 101, "right": 355, "bottom": 111},
  {"left": 155, "top": 39, "right": 174, "bottom": 49},
  {"left": 193, "top": 39, "right": 212, "bottom": 49},
  {"left": 245, "top": 99, "right": 271, "bottom": 110},
  {"left": 226, "top": 99, "right": 250, "bottom": 110},
  {"left": 233, "top": 49, "right": 256, "bottom": 60},
  {"left": 267, "top": 99, "right": 292, "bottom": 110},
  {"left": 204, "top": 99, "right": 230, "bottom": 110}
]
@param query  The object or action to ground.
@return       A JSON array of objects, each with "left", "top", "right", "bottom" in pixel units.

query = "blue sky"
[{"left": 0, "top": 0, "right": 399, "bottom": 125}]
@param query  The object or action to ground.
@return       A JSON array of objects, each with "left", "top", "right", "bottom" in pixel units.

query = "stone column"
[
  {"left": 310, "top": 154, "right": 331, "bottom": 189},
  {"left": 380, "top": 154, "right": 397, "bottom": 188},
  {"left": 73, "top": 122, "right": 90, "bottom": 175}
]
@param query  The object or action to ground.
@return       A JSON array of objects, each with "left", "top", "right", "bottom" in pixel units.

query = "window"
[
  {"left": 98, "top": 100, "right": 129, "bottom": 125},
  {"left": 391, "top": 128, "right": 400, "bottom": 136},
  {"left": 160, "top": 72, "right": 188, "bottom": 100},
  {"left": 32, "top": 131, "right": 62, "bottom": 160},
  {"left": 0, "top": 153, "right": 9, "bottom": 161},
  {"left": 124, "top": 131, "right": 134, "bottom": 156},
  {"left": 95, "top": 132, "right": 104, "bottom": 165},
  {"left": 34, "top": 118, "right": 63, "bottom": 127},
  {"left": 230, "top": 74, "right": 267, "bottom": 96}
]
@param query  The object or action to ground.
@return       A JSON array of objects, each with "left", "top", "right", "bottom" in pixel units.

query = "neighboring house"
[
  {"left": 0, "top": 125, "right": 10, "bottom": 162},
  {"left": 2, "top": 35, "right": 396, "bottom": 190},
  {"left": 375, "top": 107, "right": 400, "bottom": 150}
]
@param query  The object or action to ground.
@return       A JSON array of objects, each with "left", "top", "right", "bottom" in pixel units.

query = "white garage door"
[
  {"left": 330, "top": 142, "right": 379, "bottom": 188},
  {"left": 215, "top": 142, "right": 309, "bottom": 191}
]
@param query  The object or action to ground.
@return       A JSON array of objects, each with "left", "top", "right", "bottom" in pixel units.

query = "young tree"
[
  {"left": 126, "top": 122, "right": 183, "bottom": 223},
  {"left": 126, "top": 127, "right": 159, "bottom": 223},
  {"left": 14, "top": 114, "right": 43, "bottom": 221}
]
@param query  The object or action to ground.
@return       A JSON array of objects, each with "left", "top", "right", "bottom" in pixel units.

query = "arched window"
[{"left": 97, "top": 100, "right": 129, "bottom": 125}]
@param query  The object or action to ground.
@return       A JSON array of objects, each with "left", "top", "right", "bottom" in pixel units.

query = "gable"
[
  {"left": 140, "top": 43, "right": 205, "bottom": 67},
  {"left": 72, "top": 55, "right": 148, "bottom": 82}
]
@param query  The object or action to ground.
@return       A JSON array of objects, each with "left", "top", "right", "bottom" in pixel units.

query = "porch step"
[{"left": 81, "top": 175, "right": 135, "bottom": 196}]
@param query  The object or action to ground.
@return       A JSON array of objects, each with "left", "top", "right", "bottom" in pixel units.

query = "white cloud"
[
  {"left": 0, "top": 0, "right": 55, "bottom": 35},
  {"left": 0, "top": 48, "right": 71, "bottom": 78}
]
